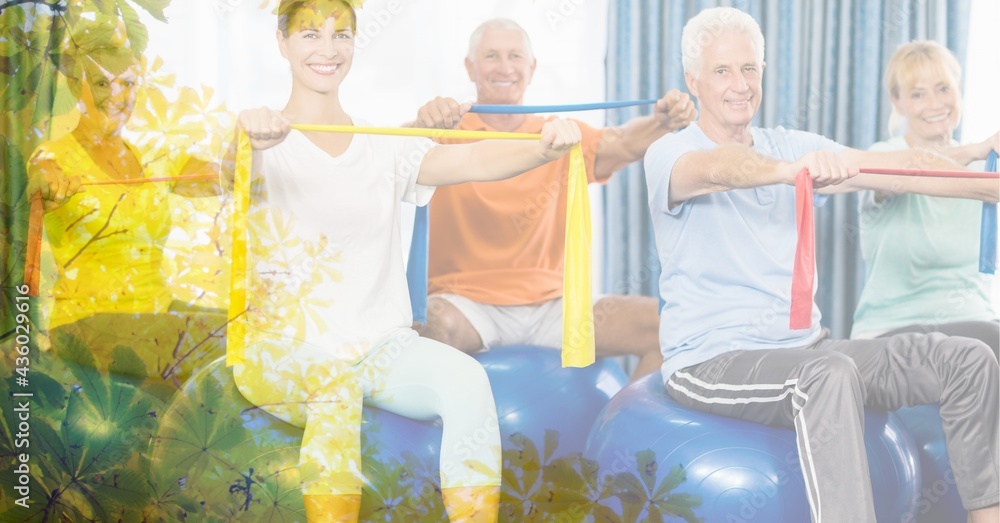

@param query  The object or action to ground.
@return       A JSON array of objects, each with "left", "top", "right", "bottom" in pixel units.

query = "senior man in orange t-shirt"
[{"left": 412, "top": 18, "right": 696, "bottom": 379}]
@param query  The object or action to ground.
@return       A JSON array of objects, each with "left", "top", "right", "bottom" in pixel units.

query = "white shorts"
[{"left": 433, "top": 293, "right": 603, "bottom": 351}]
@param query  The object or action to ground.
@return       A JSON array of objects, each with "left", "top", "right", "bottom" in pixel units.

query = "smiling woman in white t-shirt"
[
  {"left": 230, "top": 2, "right": 582, "bottom": 522},
  {"left": 853, "top": 41, "right": 999, "bottom": 356}
]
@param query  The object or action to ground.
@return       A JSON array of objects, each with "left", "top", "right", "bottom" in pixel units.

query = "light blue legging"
[{"left": 232, "top": 330, "right": 501, "bottom": 496}]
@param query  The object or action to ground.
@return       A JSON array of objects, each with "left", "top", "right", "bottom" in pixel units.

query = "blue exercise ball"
[
  {"left": 475, "top": 345, "right": 628, "bottom": 521},
  {"left": 476, "top": 345, "right": 628, "bottom": 459},
  {"left": 584, "top": 374, "right": 921, "bottom": 522},
  {"left": 894, "top": 404, "right": 965, "bottom": 523}
]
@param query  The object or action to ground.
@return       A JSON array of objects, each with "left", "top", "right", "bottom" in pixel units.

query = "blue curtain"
[{"left": 604, "top": 0, "right": 971, "bottom": 337}]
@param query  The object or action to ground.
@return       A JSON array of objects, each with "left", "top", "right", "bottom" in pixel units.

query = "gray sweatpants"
[
  {"left": 665, "top": 331, "right": 999, "bottom": 523},
  {"left": 880, "top": 320, "right": 1000, "bottom": 358}
]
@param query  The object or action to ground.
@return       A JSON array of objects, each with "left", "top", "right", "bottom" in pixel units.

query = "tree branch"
[{"left": 0, "top": 0, "right": 66, "bottom": 14}]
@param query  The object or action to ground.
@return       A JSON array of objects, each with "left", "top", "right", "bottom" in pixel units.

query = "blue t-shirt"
[{"left": 645, "top": 122, "right": 845, "bottom": 379}]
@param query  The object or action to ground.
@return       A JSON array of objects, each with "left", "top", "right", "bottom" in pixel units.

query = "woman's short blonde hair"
[{"left": 278, "top": 0, "right": 358, "bottom": 36}]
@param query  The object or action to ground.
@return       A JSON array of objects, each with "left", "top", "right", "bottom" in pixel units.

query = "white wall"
[
  {"left": 963, "top": 0, "right": 1000, "bottom": 308},
  {"left": 962, "top": 0, "right": 999, "bottom": 145}
]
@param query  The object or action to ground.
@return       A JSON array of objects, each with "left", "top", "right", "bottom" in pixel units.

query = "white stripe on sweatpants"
[
  {"left": 674, "top": 370, "right": 798, "bottom": 391},
  {"left": 668, "top": 373, "right": 809, "bottom": 406},
  {"left": 667, "top": 374, "right": 822, "bottom": 522},
  {"left": 795, "top": 400, "right": 822, "bottom": 522}
]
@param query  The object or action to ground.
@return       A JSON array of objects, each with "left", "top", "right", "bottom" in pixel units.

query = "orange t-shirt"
[{"left": 428, "top": 113, "right": 607, "bottom": 306}]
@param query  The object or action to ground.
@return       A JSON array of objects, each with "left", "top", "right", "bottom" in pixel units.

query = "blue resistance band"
[
  {"left": 406, "top": 99, "right": 660, "bottom": 321},
  {"left": 980, "top": 150, "right": 998, "bottom": 274},
  {"left": 407, "top": 204, "right": 430, "bottom": 323},
  {"left": 470, "top": 99, "right": 658, "bottom": 114}
]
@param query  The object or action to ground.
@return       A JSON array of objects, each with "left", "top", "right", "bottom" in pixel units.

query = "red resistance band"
[{"left": 790, "top": 167, "right": 1000, "bottom": 330}]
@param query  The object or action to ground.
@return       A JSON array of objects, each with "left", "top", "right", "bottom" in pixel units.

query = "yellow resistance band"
[{"left": 227, "top": 126, "right": 595, "bottom": 368}]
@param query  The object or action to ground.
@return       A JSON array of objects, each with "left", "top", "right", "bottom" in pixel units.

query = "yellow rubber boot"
[
  {"left": 302, "top": 494, "right": 361, "bottom": 523},
  {"left": 441, "top": 485, "right": 500, "bottom": 523}
]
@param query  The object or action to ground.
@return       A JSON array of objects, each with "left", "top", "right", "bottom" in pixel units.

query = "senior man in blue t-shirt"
[{"left": 644, "top": 7, "right": 999, "bottom": 523}]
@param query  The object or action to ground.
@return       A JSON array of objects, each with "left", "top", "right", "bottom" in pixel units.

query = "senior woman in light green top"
[{"left": 852, "top": 40, "right": 999, "bottom": 355}]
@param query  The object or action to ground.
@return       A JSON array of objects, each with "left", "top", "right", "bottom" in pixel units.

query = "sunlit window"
[{"left": 963, "top": 0, "right": 1000, "bottom": 309}]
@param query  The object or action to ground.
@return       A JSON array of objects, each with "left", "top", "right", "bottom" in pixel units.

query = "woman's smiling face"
[
  {"left": 278, "top": 7, "right": 356, "bottom": 94},
  {"left": 893, "top": 67, "right": 962, "bottom": 144}
]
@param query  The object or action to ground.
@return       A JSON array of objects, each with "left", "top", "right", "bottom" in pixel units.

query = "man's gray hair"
[
  {"left": 467, "top": 18, "right": 534, "bottom": 60},
  {"left": 681, "top": 7, "right": 765, "bottom": 75}
]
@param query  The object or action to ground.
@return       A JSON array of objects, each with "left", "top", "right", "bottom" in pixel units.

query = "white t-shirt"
[{"left": 244, "top": 125, "right": 435, "bottom": 362}]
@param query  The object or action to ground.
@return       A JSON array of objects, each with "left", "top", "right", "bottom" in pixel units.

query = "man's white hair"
[
  {"left": 681, "top": 7, "right": 765, "bottom": 75},
  {"left": 467, "top": 18, "right": 534, "bottom": 60}
]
